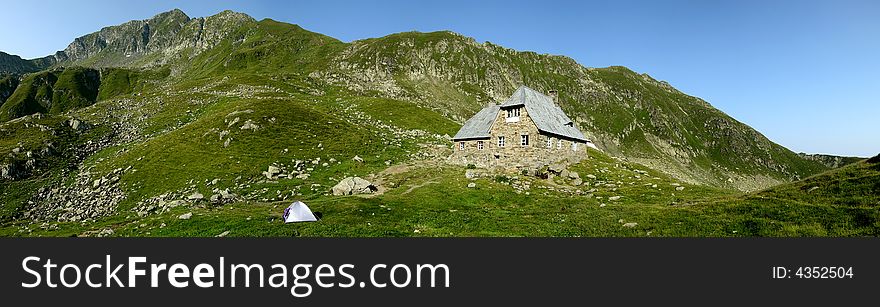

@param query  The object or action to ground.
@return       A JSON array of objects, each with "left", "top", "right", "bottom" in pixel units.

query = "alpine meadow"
[{"left": 1, "top": 9, "right": 877, "bottom": 237}]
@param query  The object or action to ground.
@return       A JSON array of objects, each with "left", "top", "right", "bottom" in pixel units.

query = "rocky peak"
[{"left": 46, "top": 9, "right": 254, "bottom": 68}]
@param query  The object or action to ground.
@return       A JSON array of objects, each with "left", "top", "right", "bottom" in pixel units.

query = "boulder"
[
  {"left": 586, "top": 174, "right": 597, "bottom": 179},
  {"left": 568, "top": 171, "right": 580, "bottom": 180},
  {"left": 352, "top": 155, "right": 364, "bottom": 163},
  {"left": 178, "top": 212, "right": 193, "bottom": 220},
  {"left": 265, "top": 165, "right": 282, "bottom": 179},
  {"left": 675, "top": 186, "right": 685, "bottom": 191},
  {"left": 560, "top": 169, "right": 570, "bottom": 179},
  {"left": 467, "top": 182, "right": 476, "bottom": 188},
  {"left": 622, "top": 222, "right": 638, "bottom": 228},
  {"left": 548, "top": 164, "right": 565, "bottom": 174},
  {"left": 608, "top": 196, "right": 622, "bottom": 201},
  {"left": 68, "top": 118, "right": 89, "bottom": 131},
  {"left": 571, "top": 178, "right": 583, "bottom": 186},
  {"left": 187, "top": 192, "right": 204, "bottom": 201},
  {"left": 1, "top": 164, "right": 15, "bottom": 180},
  {"left": 331, "top": 177, "right": 377, "bottom": 196}
]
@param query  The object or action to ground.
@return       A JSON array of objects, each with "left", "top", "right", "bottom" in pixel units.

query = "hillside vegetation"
[{"left": 0, "top": 9, "right": 872, "bottom": 237}]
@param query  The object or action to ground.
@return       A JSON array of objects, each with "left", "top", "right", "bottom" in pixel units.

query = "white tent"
[{"left": 283, "top": 201, "right": 318, "bottom": 223}]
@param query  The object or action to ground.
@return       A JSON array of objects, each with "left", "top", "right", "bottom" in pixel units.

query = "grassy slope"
[
  {"left": 7, "top": 150, "right": 877, "bottom": 237},
  {"left": 699, "top": 157, "right": 880, "bottom": 236},
  {"left": 0, "top": 71, "right": 58, "bottom": 121}
]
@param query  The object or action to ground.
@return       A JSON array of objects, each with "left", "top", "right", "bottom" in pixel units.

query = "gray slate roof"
[
  {"left": 452, "top": 104, "right": 499, "bottom": 140},
  {"left": 453, "top": 86, "right": 589, "bottom": 142}
]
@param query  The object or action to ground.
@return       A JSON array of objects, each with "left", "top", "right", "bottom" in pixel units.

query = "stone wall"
[{"left": 450, "top": 106, "right": 586, "bottom": 170}]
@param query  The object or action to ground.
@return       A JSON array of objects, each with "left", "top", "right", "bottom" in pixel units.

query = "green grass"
[{"left": 5, "top": 150, "right": 875, "bottom": 237}]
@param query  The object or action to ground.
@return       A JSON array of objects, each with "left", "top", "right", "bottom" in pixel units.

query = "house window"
[
  {"left": 459, "top": 142, "right": 465, "bottom": 150},
  {"left": 547, "top": 137, "right": 553, "bottom": 149},
  {"left": 557, "top": 139, "right": 563, "bottom": 149},
  {"left": 572, "top": 142, "right": 578, "bottom": 151},
  {"left": 477, "top": 141, "right": 484, "bottom": 150},
  {"left": 505, "top": 107, "right": 521, "bottom": 123},
  {"left": 498, "top": 136, "right": 505, "bottom": 147},
  {"left": 521, "top": 134, "right": 529, "bottom": 146}
]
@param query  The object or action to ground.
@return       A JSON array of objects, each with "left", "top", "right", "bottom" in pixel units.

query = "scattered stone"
[
  {"left": 622, "top": 222, "right": 638, "bottom": 228},
  {"left": 568, "top": 171, "right": 580, "bottom": 180},
  {"left": 599, "top": 203, "right": 606, "bottom": 207},
  {"left": 675, "top": 186, "right": 685, "bottom": 191},
  {"left": 609, "top": 196, "right": 622, "bottom": 201},
  {"left": 586, "top": 174, "right": 597, "bottom": 179},
  {"left": 96, "top": 228, "right": 114, "bottom": 237},
  {"left": 807, "top": 186, "right": 819, "bottom": 192},
  {"left": 240, "top": 119, "right": 259, "bottom": 130},
  {"left": 216, "top": 231, "right": 230, "bottom": 237},
  {"left": 178, "top": 212, "right": 193, "bottom": 220},
  {"left": 467, "top": 182, "right": 476, "bottom": 188},
  {"left": 352, "top": 155, "right": 364, "bottom": 163},
  {"left": 571, "top": 178, "right": 583, "bottom": 186}
]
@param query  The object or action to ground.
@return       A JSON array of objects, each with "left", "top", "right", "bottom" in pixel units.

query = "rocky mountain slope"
[
  {"left": 0, "top": 10, "right": 832, "bottom": 191},
  {"left": 45, "top": 9, "right": 256, "bottom": 70},
  {"left": 0, "top": 52, "right": 53, "bottom": 74},
  {"left": 797, "top": 153, "right": 863, "bottom": 169},
  {"left": 0, "top": 9, "right": 853, "bottom": 232},
  {"left": 317, "top": 31, "right": 830, "bottom": 189}
]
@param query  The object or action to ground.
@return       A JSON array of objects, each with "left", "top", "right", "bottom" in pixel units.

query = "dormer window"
[{"left": 505, "top": 107, "right": 521, "bottom": 123}]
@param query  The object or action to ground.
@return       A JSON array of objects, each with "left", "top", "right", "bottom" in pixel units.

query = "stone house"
[{"left": 451, "top": 85, "right": 594, "bottom": 169}]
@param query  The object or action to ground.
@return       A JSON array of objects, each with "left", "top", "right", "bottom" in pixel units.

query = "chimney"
[{"left": 547, "top": 90, "right": 558, "bottom": 105}]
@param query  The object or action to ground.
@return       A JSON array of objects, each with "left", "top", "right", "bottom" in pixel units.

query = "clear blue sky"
[{"left": 1, "top": 0, "right": 877, "bottom": 157}]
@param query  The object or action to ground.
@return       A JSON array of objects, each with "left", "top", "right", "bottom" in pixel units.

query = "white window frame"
[
  {"left": 557, "top": 139, "right": 563, "bottom": 149},
  {"left": 498, "top": 136, "right": 505, "bottom": 147},
  {"left": 572, "top": 142, "right": 578, "bottom": 151},
  {"left": 521, "top": 134, "right": 529, "bottom": 146},
  {"left": 459, "top": 141, "right": 465, "bottom": 150},
  {"left": 477, "top": 140, "right": 484, "bottom": 150},
  {"left": 547, "top": 137, "right": 553, "bottom": 149},
  {"left": 505, "top": 107, "right": 521, "bottom": 123}
]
